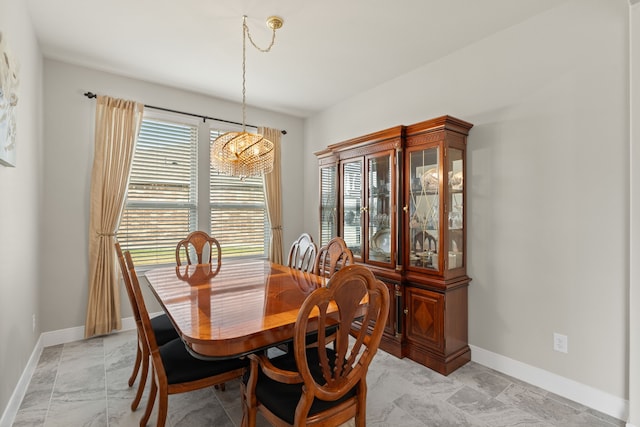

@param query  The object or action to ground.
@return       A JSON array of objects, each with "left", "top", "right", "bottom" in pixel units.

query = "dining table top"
[{"left": 144, "top": 259, "right": 329, "bottom": 359}]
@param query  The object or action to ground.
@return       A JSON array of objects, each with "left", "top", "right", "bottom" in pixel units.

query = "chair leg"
[
  {"left": 131, "top": 348, "right": 149, "bottom": 411},
  {"left": 128, "top": 341, "right": 142, "bottom": 387},
  {"left": 156, "top": 384, "right": 169, "bottom": 427},
  {"left": 140, "top": 372, "right": 157, "bottom": 427},
  {"left": 355, "top": 382, "right": 367, "bottom": 427},
  {"left": 241, "top": 384, "right": 256, "bottom": 427}
]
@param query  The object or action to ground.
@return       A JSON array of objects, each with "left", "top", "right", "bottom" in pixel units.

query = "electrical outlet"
[
  {"left": 553, "top": 332, "right": 568, "bottom": 353},
  {"left": 32, "top": 314, "right": 36, "bottom": 332}
]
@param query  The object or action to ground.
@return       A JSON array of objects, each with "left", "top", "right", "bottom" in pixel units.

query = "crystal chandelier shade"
[{"left": 211, "top": 131, "right": 274, "bottom": 177}]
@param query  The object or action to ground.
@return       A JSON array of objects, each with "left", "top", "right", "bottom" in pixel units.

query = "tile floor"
[{"left": 12, "top": 329, "right": 624, "bottom": 427}]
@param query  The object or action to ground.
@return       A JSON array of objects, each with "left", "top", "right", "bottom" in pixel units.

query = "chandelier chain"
[
  {"left": 242, "top": 17, "right": 247, "bottom": 132},
  {"left": 241, "top": 16, "right": 278, "bottom": 133},
  {"left": 243, "top": 16, "right": 277, "bottom": 53}
]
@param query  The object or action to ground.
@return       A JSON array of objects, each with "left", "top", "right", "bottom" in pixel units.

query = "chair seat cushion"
[
  {"left": 160, "top": 338, "right": 248, "bottom": 385},
  {"left": 246, "top": 348, "right": 357, "bottom": 424},
  {"left": 304, "top": 324, "right": 338, "bottom": 346},
  {"left": 150, "top": 314, "right": 179, "bottom": 345}
]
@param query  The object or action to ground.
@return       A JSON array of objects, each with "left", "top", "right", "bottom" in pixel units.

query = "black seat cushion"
[
  {"left": 304, "top": 324, "right": 338, "bottom": 346},
  {"left": 160, "top": 338, "right": 248, "bottom": 385},
  {"left": 245, "top": 348, "right": 357, "bottom": 424},
  {"left": 277, "top": 324, "right": 339, "bottom": 353},
  {"left": 150, "top": 314, "right": 179, "bottom": 345}
]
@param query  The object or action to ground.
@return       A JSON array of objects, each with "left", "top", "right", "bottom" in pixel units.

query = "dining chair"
[
  {"left": 313, "top": 236, "right": 354, "bottom": 279},
  {"left": 114, "top": 242, "right": 179, "bottom": 411},
  {"left": 123, "top": 250, "right": 248, "bottom": 427},
  {"left": 175, "top": 230, "right": 222, "bottom": 269},
  {"left": 287, "top": 232, "right": 317, "bottom": 273},
  {"left": 241, "top": 265, "right": 390, "bottom": 427}
]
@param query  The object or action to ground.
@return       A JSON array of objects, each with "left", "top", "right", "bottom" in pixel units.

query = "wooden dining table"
[{"left": 144, "top": 259, "right": 330, "bottom": 359}]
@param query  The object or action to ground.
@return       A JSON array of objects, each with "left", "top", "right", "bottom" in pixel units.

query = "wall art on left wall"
[{"left": 0, "top": 31, "right": 19, "bottom": 167}]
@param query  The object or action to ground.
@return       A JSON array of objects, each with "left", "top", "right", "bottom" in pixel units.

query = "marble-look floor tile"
[
  {"left": 448, "top": 362, "right": 513, "bottom": 398},
  {"left": 44, "top": 399, "right": 107, "bottom": 427},
  {"left": 447, "top": 386, "right": 552, "bottom": 427},
  {"left": 56, "top": 339, "right": 105, "bottom": 377},
  {"left": 366, "top": 400, "right": 426, "bottom": 427},
  {"left": 168, "top": 388, "right": 234, "bottom": 427},
  {"left": 14, "top": 330, "right": 625, "bottom": 427},
  {"left": 50, "top": 363, "right": 106, "bottom": 403},
  {"left": 35, "top": 345, "right": 63, "bottom": 371},
  {"left": 394, "top": 393, "right": 487, "bottom": 427},
  {"left": 584, "top": 407, "right": 627, "bottom": 427},
  {"left": 496, "top": 383, "right": 594, "bottom": 425},
  {"left": 11, "top": 407, "right": 47, "bottom": 427},
  {"left": 107, "top": 396, "right": 140, "bottom": 427},
  {"left": 18, "top": 368, "right": 57, "bottom": 412}
]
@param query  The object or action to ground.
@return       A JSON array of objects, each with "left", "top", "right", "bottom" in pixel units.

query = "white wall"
[
  {"left": 40, "top": 59, "right": 305, "bottom": 330},
  {"left": 629, "top": 1, "right": 640, "bottom": 425},
  {"left": 0, "top": 0, "right": 43, "bottom": 418},
  {"left": 304, "top": 0, "right": 629, "bottom": 406}
]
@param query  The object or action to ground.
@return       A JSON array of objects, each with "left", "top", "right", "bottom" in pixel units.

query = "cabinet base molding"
[
  {"left": 404, "top": 344, "right": 471, "bottom": 376},
  {"left": 379, "top": 335, "right": 404, "bottom": 358}
]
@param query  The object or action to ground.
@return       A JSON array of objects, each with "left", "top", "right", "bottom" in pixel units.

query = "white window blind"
[
  {"left": 118, "top": 117, "right": 198, "bottom": 266},
  {"left": 320, "top": 165, "right": 337, "bottom": 246},
  {"left": 209, "top": 130, "right": 269, "bottom": 258},
  {"left": 117, "top": 114, "right": 269, "bottom": 266}
]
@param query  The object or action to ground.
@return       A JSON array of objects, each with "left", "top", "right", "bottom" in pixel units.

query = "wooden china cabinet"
[
  {"left": 317, "top": 126, "right": 404, "bottom": 356},
  {"left": 315, "top": 115, "right": 473, "bottom": 375}
]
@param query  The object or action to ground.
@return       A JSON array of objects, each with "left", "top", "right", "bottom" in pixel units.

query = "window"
[
  {"left": 118, "top": 112, "right": 268, "bottom": 266},
  {"left": 209, "top": 130, "right": 268, "bottom": 258}
]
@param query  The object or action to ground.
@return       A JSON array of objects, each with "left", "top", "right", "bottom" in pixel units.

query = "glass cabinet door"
[
  {"left": 447, "top": 148, "right": 464, "bottom": 270},
  {"left": 341, "top": 159, "right": 363, "bottom": 259},
  {"left": 367, "top": 153, "right": 392, "bottom": 265},
  {"left": 319, "top": 165, "right": 337, "bottom": 247},
  {"left": 408, "top": 147, "right": 440, "bottom": 271}
]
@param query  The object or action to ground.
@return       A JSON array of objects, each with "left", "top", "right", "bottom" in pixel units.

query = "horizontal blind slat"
[{"left": 118, "top": 118, "right": 198, "bottom": 266}]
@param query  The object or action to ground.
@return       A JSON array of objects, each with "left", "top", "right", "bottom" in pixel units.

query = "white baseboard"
[
  {"left": 0, "top": 316, "right": 139, "bottom": 427},
  {"left": 470, "top": 344, "right": 629, "bottom": 422},
  {"left": 41, "top": 316, "right": 137, "bottom": 347},
  {"left": 0, "top": 335, "right": 43, "bottom": 427}
]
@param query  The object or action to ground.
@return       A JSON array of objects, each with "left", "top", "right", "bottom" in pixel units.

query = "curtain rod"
[{"left": 83, "top": 92, "right": 287, "bottom": 135}]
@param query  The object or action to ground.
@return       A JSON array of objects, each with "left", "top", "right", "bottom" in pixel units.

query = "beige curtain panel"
[
  {"left": 85, "top": 95, "right": 144, "bottom": 338},
  {"left": 260, "top": 127, "right": 283, "bottom": 264}
]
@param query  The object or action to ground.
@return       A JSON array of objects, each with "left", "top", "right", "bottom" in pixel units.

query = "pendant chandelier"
[{"left": 211, "top": 15, "right": 283, "bottom": 178}]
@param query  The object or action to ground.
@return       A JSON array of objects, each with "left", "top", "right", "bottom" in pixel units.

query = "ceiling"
[{"left": 26, "top": 0, "right": 564, "bottom": 118}]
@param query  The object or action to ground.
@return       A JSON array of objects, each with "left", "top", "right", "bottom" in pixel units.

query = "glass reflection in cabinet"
[
  {"left": 319, "top": 165, "right": 337, "bottom": 247},
  {"left": 368, "top": 154, "right": 391, "bottom": 263},
  {"left": 408, "top": 148, "right": 439, "bottom": 270},
  {"left": 341, "top": 159, "right": 363, "bottom": 258},
  {"left": 447, "top": 148, "right": 464, "bottom": 270}
]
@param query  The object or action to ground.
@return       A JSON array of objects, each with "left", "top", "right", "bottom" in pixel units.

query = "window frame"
[{"left": 117, "top": 109, "right": 269, "bottom": 270}]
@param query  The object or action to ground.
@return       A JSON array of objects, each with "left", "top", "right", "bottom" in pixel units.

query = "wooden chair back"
[
  {"left": 124, "top": 249, "right": 246, "bottom": 427},
  {"left": 313, "top": 236, "right": 354, "bottom": 279},
  {"left": 287, "top": 233, "right": 317, "bottom": 273},
  {"left": 243, "top": 265, "right": 389, "bottom": 426},
  {"left": 115, "top": 242, "right": 155, "bottom": 411},
  {"left": 124, "top": 250, "right": 167, "bottom": 377},
  {"left": 175, "top": 230, "right": 222, "bottom": 268},
  {"left": 115, "top": 242, "right": 180, "bottom": 411},
  {"left": 115, "top": 242, "right": 142, "bottom": 324}
]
